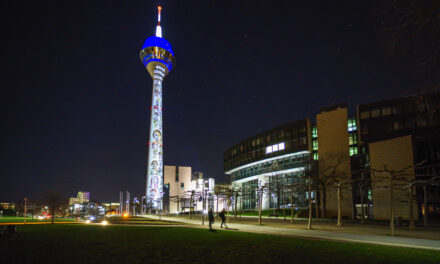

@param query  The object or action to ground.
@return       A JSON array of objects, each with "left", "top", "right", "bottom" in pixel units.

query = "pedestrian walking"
[
  {"left": 219, "top": 209, "right": 227, "bottom": 228},
  {"left": 208, "top": 208, "right": 214, "bottom": 231}
]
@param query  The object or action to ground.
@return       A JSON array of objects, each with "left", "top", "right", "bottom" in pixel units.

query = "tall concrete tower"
[{"left": 140, "top": 6, "right": 175, "bottom": 209}]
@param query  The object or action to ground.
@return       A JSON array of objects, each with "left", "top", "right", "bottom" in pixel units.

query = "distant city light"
[
  {"left": 85, "top": 220, "right": 91, "bottom": 224},
  {"left": 101, "top": 220, "right": 108, "bottom": 225}
]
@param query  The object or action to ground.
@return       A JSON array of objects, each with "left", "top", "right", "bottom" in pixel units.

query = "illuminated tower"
[{"left": 140, "top": 6, "right": 175, "bottom": 209}]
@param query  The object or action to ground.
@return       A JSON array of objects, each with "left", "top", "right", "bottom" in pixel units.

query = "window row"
[
  {"left": 266, "top": 142, "right": 285, "bottom": 154},
  {"left": 359, "top": 103, "right": 431, "bottom": 120},
  {"left": 361, "top": 117, "right": 438, "bottom": 135}
]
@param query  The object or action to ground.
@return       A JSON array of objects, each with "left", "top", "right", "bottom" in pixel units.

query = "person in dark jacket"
[
  {"left": 219, "top": 209, "right": 227, "bottom": 228},
  {"left": 208, "top": 208, "right": 214, "bottom": 231}
]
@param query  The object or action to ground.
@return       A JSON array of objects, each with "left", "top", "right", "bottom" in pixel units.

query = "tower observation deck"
[{"left": 140, "top": 6, "right": 175, "bottom": 209}]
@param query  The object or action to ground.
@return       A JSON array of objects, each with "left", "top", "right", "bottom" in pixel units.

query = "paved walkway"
[{"left": 147, "top": 215, "right": 440, "bottom": 251}]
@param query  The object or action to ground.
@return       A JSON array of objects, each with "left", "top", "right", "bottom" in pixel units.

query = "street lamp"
[
  {"left": 201, "top": 179, "right": 210, "bottom": 226},
  {"left": 141, "top": 196, "right": 146, "bottom": 216},
  {"left": 24, "top": 198, "right": 28, "bottom": 224}
]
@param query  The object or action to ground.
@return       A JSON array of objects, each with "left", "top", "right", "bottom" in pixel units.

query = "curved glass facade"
[
  {"left": 225, "top": 119, "right": 312, "bottom": 210},
  {"left": 224, "top": 118, "right": 311, "bottom": 173}
]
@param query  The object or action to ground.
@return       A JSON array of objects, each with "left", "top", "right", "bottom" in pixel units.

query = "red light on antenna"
[{"left": 158, "top": 6, "right": 162, "bottom": 11}]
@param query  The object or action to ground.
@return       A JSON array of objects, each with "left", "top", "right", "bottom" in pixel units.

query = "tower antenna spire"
[{"left": 156, "top": 5, "right": 162, "bottom": 38}]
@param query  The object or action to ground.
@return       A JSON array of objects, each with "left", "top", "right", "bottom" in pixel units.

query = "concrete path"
[{"left": 147, "top": 215, "right": 440, "bottom": 251}]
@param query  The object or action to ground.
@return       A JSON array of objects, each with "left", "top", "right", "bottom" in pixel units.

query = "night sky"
[{"left": 1, "top": 1, "right": 427, "bottom": 202}]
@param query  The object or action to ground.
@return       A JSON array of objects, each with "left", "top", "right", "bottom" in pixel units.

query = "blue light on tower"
[{"left": 140, "top": 5, "right": 175, "bottom": 209}]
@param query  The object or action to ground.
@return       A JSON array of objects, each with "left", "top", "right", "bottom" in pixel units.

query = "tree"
[
  {"left": 352, "top": 169, "right": 371, "bottom": 224},
  {"left": 317, "top": 153, "right": 347, "bottom": 218},
  {"left": 371, "top": 165, "right": 414, "bottom": 235},
  {"left": 377, "top": 0, "right": 440, "bottom": 88},
  {"left": 284, "top": 179, "right": 302, "bottom": 224},
  {"left": 409, "top": 163, "right": 440, "bottom": 228},
  {"left": 40, "top": 191, "right": 67, "bottom": 224},
  {"left": 257, "top": 181, "right": 269, "bottom": 226},
  {"left": 214, "top": 184, "right": 231, "bottom": 214},
  {"left": 231, "top": 186, "right": 243, "bottom": 218},
  {"left": 318, "top": 151, "right": 351, "bottom": 226},
  {"left": 304, "top": 158, "right": 319, "bottom": 229}
]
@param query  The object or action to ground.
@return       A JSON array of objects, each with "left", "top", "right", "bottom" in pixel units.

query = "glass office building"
[{"left": 224, "top": 118, "right": 312, "bottom": 210}]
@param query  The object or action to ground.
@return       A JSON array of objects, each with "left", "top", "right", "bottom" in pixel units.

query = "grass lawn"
[
  {"left": 106, "top": 216, "right": 181, "bottom": 225},
  {"left": 0, "top": 216, "right": 76, "bottom": 223},
  {"left": 1, "top": 224, "right": 439, "bottom": 264}
]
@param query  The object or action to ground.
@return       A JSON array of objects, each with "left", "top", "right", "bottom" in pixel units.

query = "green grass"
[
  {"left": 0, "top": 216, "right": 76, "bottom": 223},
  {"left": 1, "top": 224, "right": 439, "bottom": 264},
  {"left": 106, "top": 216, "right": 181, "bottom": 225}
]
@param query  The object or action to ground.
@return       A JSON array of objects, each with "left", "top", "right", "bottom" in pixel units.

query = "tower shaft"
[
  {"left": 140, "top": 5, "right": 174, "bottom": 211},
  {"left": 146, "top": 63, "right": 166, "bottom": 208}
]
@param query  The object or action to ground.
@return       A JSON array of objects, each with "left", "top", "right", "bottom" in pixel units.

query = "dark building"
[{"left": 358, "top": 93, "right": 440, "bottom": 219}]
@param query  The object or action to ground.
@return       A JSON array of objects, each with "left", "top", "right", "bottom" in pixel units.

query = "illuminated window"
[
  {"left": 349, "top": 147, "right": 358, "bottom": 156},
  {"left": 382, "top": 107, "right": 391, "bottom": 116},
  {"left": 313, "top": 153, "right": 319, "bottom": 160},
  {"left": 360, "top": 111, "right": 370, "bottom": 119},
  {"left": 266, "top": 146, "right": 273, "bottom": 154},
  {"left": 348, "top": 134, "right": 357, "bottom": 145},
  {"left": 312, "top": 127, "right": 317, "bottom": 138},
  {"left": 312, "top": 140, "right": 318, "bottom": 151},
  {"left": 348, "top": 118, "right": 357, "bottom": 132},
  {"left": 371, "top": 109, "right": 380, "bottom": 118},
  {"left": 266, "top": 143, "right": 285, "bottom": 155}
]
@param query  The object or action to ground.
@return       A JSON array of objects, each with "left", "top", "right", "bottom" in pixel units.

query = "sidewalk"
[{"left": 147, "top": 215, "right": 440, "bottom": 251}]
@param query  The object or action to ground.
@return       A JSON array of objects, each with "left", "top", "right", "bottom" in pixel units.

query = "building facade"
[
  {"left": 163, "top": 165, "right": 227, "bottom": 214},
  {"left": 69, "top": 191, "right": 90, "bottom": 206},
  {"left": 225, "top": 93, "right": 440, "bottom": 220},
  {"left": 358, "top": 94, "right": 440, "bottom": 220},
  {"left": 224, "top": 118, "right": 313, "bottom": 211}
]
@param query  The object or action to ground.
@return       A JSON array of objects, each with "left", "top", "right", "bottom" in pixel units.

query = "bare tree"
[
  {"left": 40, "top": 190, "right": 67, "bottom": 224},
  {"left": 317, "top": 153, "right": 347, "bottom": 218},
  {"left": 352, "top": 169, "right": 371, "bottom": 224},
  {"left": 376, "top": 0, "right": 440, "bottom": 88},
  {"left": 257, "top": 181, "right": 269, "bottom": 226},
  {"left": 318, "top": 152, "right": 351, "bottom": 226},
  {"left": 231, "top": 186, "right": 243, "bottom": 218},
  {"left": 371, "top": 165, "right": 414, "bottom": 235},
  {"left": 408, "top": 163, "right": 440, "bottom": 228},
  {"left": 301, "top": 157, "right": 319, "bottom": 230}
]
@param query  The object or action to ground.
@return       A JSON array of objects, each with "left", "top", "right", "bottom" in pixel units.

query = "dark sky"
[{"left": 1, "top": 1, "right": 424, "bottom": 202}]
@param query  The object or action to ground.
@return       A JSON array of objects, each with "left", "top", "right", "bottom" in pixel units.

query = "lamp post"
[
  {"left": 141, "top": 196, "right": 145, "bottom": 216},
  {"left": 202, "top": 182, "right": 205, "bottom": 226},
  {"left": 24, "top": 198, "right": 28, "bottom": 224}
]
